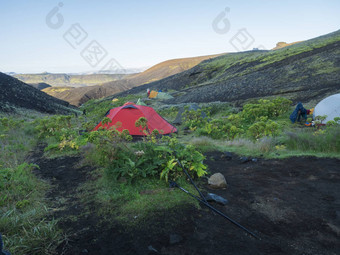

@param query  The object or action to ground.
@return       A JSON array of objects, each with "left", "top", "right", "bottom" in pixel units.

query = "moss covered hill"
[
  {"left": 0, "top": 72, "right": 74, "bottom": 114},
  {"left": 42, "top": 54, "right": 221, "bottom": 106},
  {"left": 118, "top": 30, "right": 340, "bottom": 105},
  {"left": 14, "top": 73, "right": 128, "bottom": 88}
]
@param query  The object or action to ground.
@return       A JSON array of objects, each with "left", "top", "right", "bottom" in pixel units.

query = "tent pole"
[{"left": 170, "top": 181, "right": 259, "bottom": 239}]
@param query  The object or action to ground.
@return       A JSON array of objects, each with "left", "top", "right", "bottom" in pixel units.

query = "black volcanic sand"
[{"left": 29, "top": 146, "right": 340, "bottom": 255}]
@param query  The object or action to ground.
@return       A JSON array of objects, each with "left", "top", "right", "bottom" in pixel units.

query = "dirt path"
[
  {"left": 29, "top": 145, "right": 129, "bottom": 254},
  {"left": 29, "top": 146, "right": 340, "bottom": 255}
]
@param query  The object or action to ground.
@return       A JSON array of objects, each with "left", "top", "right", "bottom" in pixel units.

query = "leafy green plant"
[
  {"left": 248, "top": 119, "right": 279, "bottom": 140},
  {"left": 186, "top": 97, "right": 290, "bottom": 141},
  {"left": 182, "top": 108, "right": 209, "bottom": 130},
  {"left": 242, "top": 97, "right": 292, "bottom": 122},
  {"left": 315, "top": 115, "right": 327, "bottom": 125}
]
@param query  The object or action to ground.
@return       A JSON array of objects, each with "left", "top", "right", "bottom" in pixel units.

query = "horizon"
[{"left": 1, "top": 0, "right": 339, "bottom": 73}]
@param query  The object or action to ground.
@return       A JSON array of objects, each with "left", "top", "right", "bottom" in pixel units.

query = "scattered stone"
[
  {"left": 251, "top": 158, "right": 258, "bottom": 162},
  {"left": 169, "top": 234, "right": 183, "bottom": 245},
  {"left": 81, "top": 249, "right": 88, "bottom": 253},
  {"left": 148, "top": 245, "right": 159, "bottom": 253},
  {"left": 208, "top": 173, "right": 227, "bottom": 189},
  {"left": 206, "top": 193, "right": 229, "bottom": 205},
  {"left": 221, "top": 152, "right": 232, "bottom": 160},
  {"left": 240, "top": 157, "right": 251, "bottom": 164}
]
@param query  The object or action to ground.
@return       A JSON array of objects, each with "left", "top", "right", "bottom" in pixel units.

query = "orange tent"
[{"left": 149, "top": 90, "right": 158, "bottom": 98}]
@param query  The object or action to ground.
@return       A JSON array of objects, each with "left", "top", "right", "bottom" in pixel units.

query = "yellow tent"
[{"left": 149, "top": 90, "right": 158, "bottom": 98}]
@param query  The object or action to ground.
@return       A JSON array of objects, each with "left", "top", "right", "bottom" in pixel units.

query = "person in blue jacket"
[{"left": 290, "top": 102, "right": 307, "bottom": 123}]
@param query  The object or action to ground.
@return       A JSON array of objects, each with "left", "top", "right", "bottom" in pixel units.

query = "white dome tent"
[{"left": 313, "top": 93, "right": 340, "bottom": 123}]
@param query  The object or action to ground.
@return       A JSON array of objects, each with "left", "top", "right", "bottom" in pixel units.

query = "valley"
[{"left": 1, "top": 4, "right": 339, "bottom": 254}]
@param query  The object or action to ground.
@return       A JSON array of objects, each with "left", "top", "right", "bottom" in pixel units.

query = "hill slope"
[
  {"left": 0, "top": 72, "right": 74, "bottom": 114},
  {"left": 42, "top": 54, "right": 222, "bottom": 106},
  {"left": 116, "top": 30, "right": 340, "bottom": 105}
]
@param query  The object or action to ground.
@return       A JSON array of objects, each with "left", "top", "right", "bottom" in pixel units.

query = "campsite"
[
  {"left": 1, "top": 1, "right": 340, "bottom": 255},
  {"left": 1, "top": 92, "right": 340, "bottom": 254}
]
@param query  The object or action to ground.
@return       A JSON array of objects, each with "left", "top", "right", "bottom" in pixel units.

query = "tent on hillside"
[
  {"left": 313, "top": 93, "right": 340, "bottom": 123},
  {"left": 148, "top": 90, "right": 173, "bottom": 100},
  {"left": 93, "top": 102, "right": 177, "bottom": 135},
  {"left": 136, "top": 98, "right": 147, "bottom": 106},
  {"left": 149, "top": 90, "right": 158, "bottom": 98},
  {"left": 156, "top": 92, "right": 173, "bottom": 100}
]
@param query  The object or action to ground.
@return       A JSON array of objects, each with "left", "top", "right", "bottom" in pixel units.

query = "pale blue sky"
[{"left": 0, "top": 0, "right": 339, "bottom": 73}]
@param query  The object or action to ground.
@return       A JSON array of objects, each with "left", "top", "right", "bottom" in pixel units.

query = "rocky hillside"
[
  {"left": 116, "top": 30, "right": 340, "bottom": 105},
  {"left": 14, "top": 73, "right": 129, "bottom": 87},
  {"left": 43, "top": 54, "right": 221, "bottom": 106},
  {"left": 0, "top": 72, "right": 75, "bottom": 114}
]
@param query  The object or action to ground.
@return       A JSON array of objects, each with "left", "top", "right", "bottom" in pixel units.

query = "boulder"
[{"left": 208, "top": 173, "right": 227, "bottom": 189}]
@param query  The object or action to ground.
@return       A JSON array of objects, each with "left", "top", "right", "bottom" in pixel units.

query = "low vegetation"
[
  {"left": 1, "top": 93, "right": 339, "bottom": 254},
  {"left": 0, "top": 114, "right": 62, "bottom": 254}
]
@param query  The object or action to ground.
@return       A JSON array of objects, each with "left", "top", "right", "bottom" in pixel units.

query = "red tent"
[{"left": 93, "top": 102, "right": 177, "bottom": 135}]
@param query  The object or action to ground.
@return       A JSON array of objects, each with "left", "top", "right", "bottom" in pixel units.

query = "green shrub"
[
  {"left": 185, "top": 97, "right": 291, "bottom": 141},
  {"left": 86, "top": 118, "right": 207, "bottom": 183},
  {"left": 242, "top": 97, "right": 292, "bottom": 122},
  {"left": 182, "top": 108, "right": 209, "bottom": 130},
  {"left": 248, "top": 119, "right": 279, "bottom": 140}
]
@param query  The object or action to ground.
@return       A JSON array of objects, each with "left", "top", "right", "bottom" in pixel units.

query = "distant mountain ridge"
[
  {"left": 42, "top": 54, "right": 222, "bottom": 106},
  {"left": 14, "top": 73, "right": 129, "bottom": 87}
]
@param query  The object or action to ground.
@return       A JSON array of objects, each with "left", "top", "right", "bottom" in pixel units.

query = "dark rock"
[
  {"left": 240, "top": 157, "right": 251, "bottom": 164},
  {"left": 206, "top": 193, "right": 229, "bottom": 205},
  {"left": 221, "top": 152, "right": 233, "bottom": 160},
  {"left": 148, "top": 245, "right": 159, "bottom": 253}
]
